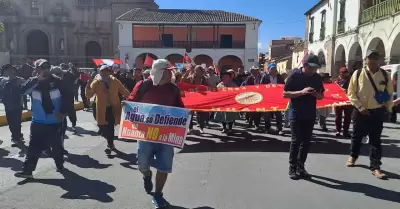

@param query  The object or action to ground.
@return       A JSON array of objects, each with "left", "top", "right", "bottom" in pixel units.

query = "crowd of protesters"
[{"left": 0, "top": 49, "right": 399, "bottom": 208}]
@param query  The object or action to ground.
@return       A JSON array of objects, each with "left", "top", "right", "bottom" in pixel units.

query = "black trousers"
[
  {"left": 5, "top": 108, "right": 22, "bottom": 140},
  {"left": 265, "top": 111, "right": 283, "bottom": 131},
  {"left": 289, "top": 120, "right": 315, "bottom": 167},
  {"left": 23, "top": 123, "right": 64, "bottom": 172},
  {"left": 92, "top": 101, "right": 97, "bottom": 120},
  {"left": 350, "top": 107, "right": 385, "bottom": 170},
  {"left": 98, "top": 107, "right": 115, "bottom": 147},
  {"left": 249, "top": 112, "right": 263, "bottom": 127},
  {"left": 80, "top": 84, "right": 89, "bottom": 108},
  {"left": 189, "top": 112, "right": 208, "bottom": 130},
  {"left": 63, "top": 108, "right": 77, "bottom": 131}
]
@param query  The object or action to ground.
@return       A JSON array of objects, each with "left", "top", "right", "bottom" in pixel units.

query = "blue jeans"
[{"left": 137, "top": 141, "right": 174, "bottom": 173}]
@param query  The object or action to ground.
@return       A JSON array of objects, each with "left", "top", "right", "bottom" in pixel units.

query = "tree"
[{"left": 0, "top": 22, "right": 4, "bottom": 33}]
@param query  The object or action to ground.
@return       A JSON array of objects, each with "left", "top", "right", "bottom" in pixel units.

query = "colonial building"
[
  {"left": 0, "top": 0, "right": 158, "bottom": 66},
  {"left": 116, "top": 8, "right": 261, "bottom": 71},
  {"left": 305, "top": 0, "right": 400, "bottom": 77}
]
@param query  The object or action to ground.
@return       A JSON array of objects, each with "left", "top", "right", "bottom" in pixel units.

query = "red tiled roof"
[{"left": 116, "top": 8, "right": 261, "bottom": 23}]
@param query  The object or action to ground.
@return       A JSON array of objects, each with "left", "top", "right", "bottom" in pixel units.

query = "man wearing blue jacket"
[{"left": 14, "top": 59, "right": 72, "bottom": 179}]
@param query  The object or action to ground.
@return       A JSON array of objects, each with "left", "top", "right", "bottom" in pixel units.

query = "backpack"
[{"left": 137, "top": 79, "right": 180, "bottom": 102}]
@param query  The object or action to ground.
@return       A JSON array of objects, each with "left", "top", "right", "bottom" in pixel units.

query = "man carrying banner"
[
  {"left": 127, "top": 59, "right": 184, "bottom": 208},
  {"left": 283, "top": 54, "right": 324, "bottom": 180}
]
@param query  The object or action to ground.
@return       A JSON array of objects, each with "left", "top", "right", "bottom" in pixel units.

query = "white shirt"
[{"left": 269, "top": 75, "right": 278, "bottom": 84}]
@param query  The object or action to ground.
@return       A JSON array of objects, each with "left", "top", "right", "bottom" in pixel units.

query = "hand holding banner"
[{"left": 119, "top": 102, "right": 192, "bottom": 148}]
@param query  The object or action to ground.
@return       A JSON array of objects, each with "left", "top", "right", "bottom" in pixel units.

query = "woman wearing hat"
[
  {"left": 86, "top": 65, "right": 130, "bottom": 154},
  {"left": 214, "top": 70, "right": 238, "bottom": 135}
]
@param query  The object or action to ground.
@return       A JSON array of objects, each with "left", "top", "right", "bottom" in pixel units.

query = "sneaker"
[
  {"left": 14, "top": 171, "right": 33, "bottom": 179},
  {"left": 199, "top": 128, "right": 204, "bottom": 134},
  {"left": 335, "top": 132, "right": 341, "bottom": 137},
  {"left": 56, "top": 166, "right": 65, "bottom": 172},
  {"left": 221, "top": 129, "right": 227, "bottom": 134},
  {"left": 296, "top": 164, "right": 311, "bottom": 178},
  {"left": 143, "top": 171, "right": 153, "bottom": 194},
  {"left": 289, "top": 166, "right": 298, "bottom": 180},
  {"left": 322, "top": 127, "right": 328, "bottom": 132},
  {"left": 152, "top": 192, "right": 168, "bottom": 208},
  {"left": 11, "top": 139, "right": 21, "bottom": 147},
  {"left": 278, "top": 130, "right": 285, "bottom": 136}
]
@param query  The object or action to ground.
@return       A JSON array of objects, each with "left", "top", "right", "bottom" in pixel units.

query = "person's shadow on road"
[
  {"left": 18, "top": 169, "right": 116, "bottom": 203},
  {"left": 306, "top": 175, "right": 400, "bottom": 203},
  {"left": 168, "top": 206, "right": 215, "bottom": 209},
  {"left": 66, "top": 153, "right": 112, "bottom": 169}
]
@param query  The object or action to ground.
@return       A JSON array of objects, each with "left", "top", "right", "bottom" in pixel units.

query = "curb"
[{"left": 0, "top": 102, "right": 85, "bottom": 127}]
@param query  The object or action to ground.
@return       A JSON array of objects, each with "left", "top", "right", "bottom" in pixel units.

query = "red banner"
[{"left": 177, "top": 82, "right": 351, "bottom": 112}]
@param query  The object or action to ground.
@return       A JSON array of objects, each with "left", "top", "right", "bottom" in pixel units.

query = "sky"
[{"left": 157, "top": 0, "right": 318, "bottom": 53}]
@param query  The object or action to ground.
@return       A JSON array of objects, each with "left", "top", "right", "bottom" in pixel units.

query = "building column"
[{"left": 62, "top": 26, "right": 68, "bottom": 56}]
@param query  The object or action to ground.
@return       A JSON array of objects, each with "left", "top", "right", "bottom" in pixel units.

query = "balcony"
[
  {"left": 361, "top": 0, "right": 400, "bottom": 24},
  {"left": 132, "top": 40, "right": 246, "bottom": 49},
  {"left": 337, "top": 19, "right": 345, "bottom": 34},
  {"left": 308, "top": 32, "right": 314, "bottom": 43},
  {"left": 320, "top": 27, "right": 326, "bottom": 41},
  {"left": 75, "top": 0, "right": 108, "bottom": 7}
]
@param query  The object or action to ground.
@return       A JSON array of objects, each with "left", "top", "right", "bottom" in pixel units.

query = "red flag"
[
  {"left": 176, "top": 82, "right": 350, "bottom": 112},
  {"left": 92, "top": 59, "right": 122, "bottom": 66},
  {"left": 183, "top": 52, "right": 192, "bottom": 64},
  {"left": 144, "top": 54, "right": 153, "bottom": 67}
]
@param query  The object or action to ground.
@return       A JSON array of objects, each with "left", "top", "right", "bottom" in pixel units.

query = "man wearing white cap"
[{"left": 127, "top": 59, "right": 184, "bottom": 208}]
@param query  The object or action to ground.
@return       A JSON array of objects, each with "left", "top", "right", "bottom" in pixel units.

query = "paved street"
[{"left": 0, "top": 110, "right": 399, "bottom": 209}]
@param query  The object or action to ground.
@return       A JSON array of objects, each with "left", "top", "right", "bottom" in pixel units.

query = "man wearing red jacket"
[{"left": 126, "top": 59, "right": 183, "bottom": 208}]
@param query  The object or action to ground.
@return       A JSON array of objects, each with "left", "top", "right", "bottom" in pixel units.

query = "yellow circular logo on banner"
[{"left": 235, "top": 92, "right": 263, "bottom": 105}]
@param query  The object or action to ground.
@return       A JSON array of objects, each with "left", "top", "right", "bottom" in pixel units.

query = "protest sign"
[{"left": 119, "top": 102, "right": 192, "bottom": 148}]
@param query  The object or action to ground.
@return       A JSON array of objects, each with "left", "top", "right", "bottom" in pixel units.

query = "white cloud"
[{"left": 258, "top": 42, "right": 262, "bottom": 49}]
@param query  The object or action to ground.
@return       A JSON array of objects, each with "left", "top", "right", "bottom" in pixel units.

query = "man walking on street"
[
  {"left": 283, "top": 55, "right": 324, "bottom": 180},
  {"left": 346, "top": 50, "right": 393, "bottom": 179},
  {"left": 260, "top": 63, "right": 285, "bottom": 135},
  {"left": 15, "top": 59, "right": 72, "bottom": 178},
  {"left": 0, "top": 64, "right": 25, "bottom": 146},
  {"left": 127, "top": 59, "right": 184, "bottom": 208}
]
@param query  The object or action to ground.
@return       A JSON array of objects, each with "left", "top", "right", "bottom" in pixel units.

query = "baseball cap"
[
  {"left": 34, "top": 59, "right": 50, "bottom": 68},
  {"left": 99, "top": 65, "right": 112, "bottom": 72},
  {"left": 250, "top": 66, "right": 259, "bottom": 70},
  {"left": 339, "top": 67, "right": 348, "bottom": 73},
  {"left": 150, "top": 59, "right": 177, "bottom": 85},
  {"left": 366, "top": 50, "right": 380, "bottom": 59},
  {"left": 60, "top": 63, "right": 69, "bottom": 70},
  {"left": 50, "top": 66, "right": 63, "bottom": 77},
  {"left": 268, "top": 63, "right": 277, "bottom": 69},
  {"left": 303, "top": 54, "right": 321, "bottom": 67}
]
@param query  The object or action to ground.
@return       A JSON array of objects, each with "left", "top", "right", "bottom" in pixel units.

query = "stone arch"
[
  {"left": 165, "top": 54, "right": 183, "bottom": 65},
  {"left": 218, "top": 55, "right": 243, "bottom": 73},
  {"left": 194, "top": 54, "right": 213, "bottom": 67},
  {"left": 389, "top": 32, "right": 400, "bottom": 64},
  {"left": 335, "top": 44, "right": 346, "bottom": 64},
  {"left": 317, "top": 50, "right": 326, "bottom": 67},
  {"left": 26, "top": 30, "right": 49, "bottom": 61},
  {"left": 366, "top": 37, "right": 386, "bottom": 65},
  {"left": 135, "top": 53, "right": 158, "bottom": 69},
  {"left": 348, "top": 42, "right": 363, "bottom": 71},
  {"left": 333, "top": 45, "right": 346, "bottom": 78},
  {"left": 85, "top": 41, "right": 101, "bottom": 68}
]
